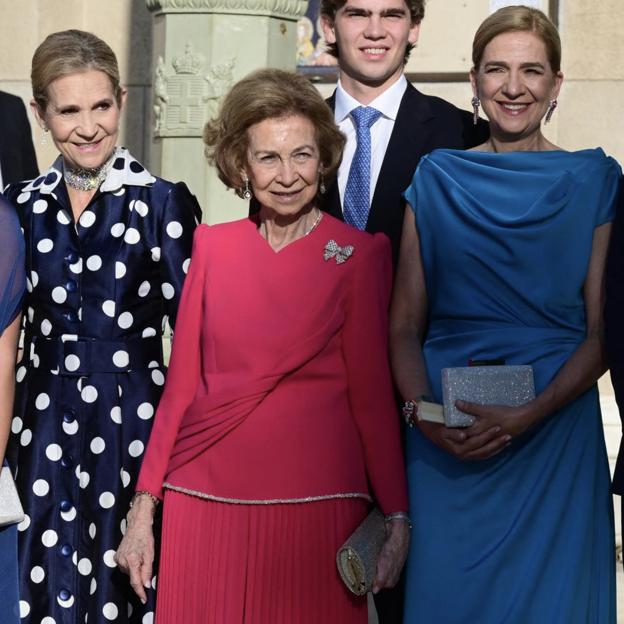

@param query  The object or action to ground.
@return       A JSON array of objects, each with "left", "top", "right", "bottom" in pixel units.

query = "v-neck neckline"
[{"left": 250, "top": 212, "right": 326, "bottom": 256}]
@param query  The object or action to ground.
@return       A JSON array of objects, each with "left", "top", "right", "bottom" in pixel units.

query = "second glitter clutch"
[{"left": 441, "top": 365, "right": 535, "bottom": 427}]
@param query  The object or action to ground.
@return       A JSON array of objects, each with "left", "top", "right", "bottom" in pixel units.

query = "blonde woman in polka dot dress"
[{"left": 4, "top": 31, "right": 200, "bottom": 623}]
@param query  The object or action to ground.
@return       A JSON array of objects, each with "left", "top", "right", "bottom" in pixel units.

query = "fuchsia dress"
[{"left": 137, "top": 214, "right": 407, "bottom": 623}]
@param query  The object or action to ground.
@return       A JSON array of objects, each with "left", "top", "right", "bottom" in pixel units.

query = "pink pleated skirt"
[{"left": 155, "top": 489, "right": 370, "bottom": 624}]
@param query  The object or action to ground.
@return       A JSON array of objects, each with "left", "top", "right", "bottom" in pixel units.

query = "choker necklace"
[{"left": 64, "top": 151, "right": 116, "bottom": 191}]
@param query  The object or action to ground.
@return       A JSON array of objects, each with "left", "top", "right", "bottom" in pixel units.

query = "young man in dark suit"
[
  {"left": 0, "top": 90, "right": 38, "bottom": 187},
  {"left": 320, "top": 0, "right": 488, "bottom": 268},
  {"left": 319, "top": 1, "right": 487, "bottom": 621}
]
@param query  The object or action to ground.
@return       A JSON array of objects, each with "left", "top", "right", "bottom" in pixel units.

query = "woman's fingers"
[
  {"left": 140, "top": 555, "right": 154, "bottom": 593},
  {"left": 373, "top": 546, "right": 399, "bottom": 593},
  {"left": 116, "top": 530, "right": 153, "bottom": 604},
  {"left": 462, "top": 435, "right": 511, "bottom": 461},
  {"left": 372, "top": 522, "right": 410, "bottom": 593},
  {"left": 128, "top": 558, "right": 148, "bottom": 604}
]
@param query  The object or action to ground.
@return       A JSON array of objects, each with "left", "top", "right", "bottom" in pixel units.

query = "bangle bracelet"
[
  {"left": 384, "top": 511, "right": 412, "bottom": 529},
  {"left": 402, "top": 395, "right": 433, "bottom": 428},
  {"left": 129, "top": 490, "right": 160, "bottom": 508}
]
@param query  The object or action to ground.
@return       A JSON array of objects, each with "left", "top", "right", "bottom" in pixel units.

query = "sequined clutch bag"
[
  {"left": 336, "top": 508, "right": 385, "bottom": 596},
  {"left": 442, "top": 365, "right": 535, "bottom": 427},
  {"left": 0, "top": 466, "right": 24, "bottom": 527}
]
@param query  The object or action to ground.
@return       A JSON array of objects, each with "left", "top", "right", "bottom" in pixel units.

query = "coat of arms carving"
[{"left": 153, "top": 43, "right": 236, "bottom": 137}]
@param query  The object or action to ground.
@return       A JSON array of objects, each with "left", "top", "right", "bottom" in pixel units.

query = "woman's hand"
[
  {"left": 417, "top": 420, "right": 510, "bottom": 461},
  {"left": 458, "top": 401, "right": 536, "bottom": 441},
  {"left": 115, "top": 496, "right": 157, "bottom": 604},
  {"left": 372, "top": 519, "right": 410, "bottom": 593}
]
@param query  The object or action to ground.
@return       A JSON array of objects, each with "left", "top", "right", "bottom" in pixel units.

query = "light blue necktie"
[{"left": 343, "top": 106, "right": 383, "bottom": 230}]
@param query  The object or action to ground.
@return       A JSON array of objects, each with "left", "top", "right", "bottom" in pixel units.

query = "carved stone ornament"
[
  {"left": 153, "top": 44, "right": 236, "bottom": 138},
  {"left": 146, "top": 0, "right": 307, "bottom": 20}
]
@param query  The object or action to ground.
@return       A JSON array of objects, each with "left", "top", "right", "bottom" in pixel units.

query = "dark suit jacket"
[
  {"left": 323, "top": 82, "right": 489, "bottom": 268},
  {"left": 0, "top": 91, "right": 38, "bottom": 186},
  {"left": 605, "top": 178, "right": 624, "bottom": 493}
]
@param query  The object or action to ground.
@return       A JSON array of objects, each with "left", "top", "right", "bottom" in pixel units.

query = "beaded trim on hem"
[{"left": 162, "top": 482, "right": 372, "bottom": 505}]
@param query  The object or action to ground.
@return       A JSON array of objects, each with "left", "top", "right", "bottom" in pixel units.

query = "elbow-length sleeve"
[
  {"left": 137, "top": 224, "right": 208, "bottom": 498},
  {"left": 0, "top": 197, "right": 25, "bottom": 333},
  {"left": 157, "top": 182, "right": 202, "bottom": 330},
  {"left": 342, "top": 233, "right": 408, "bottom": 514}
]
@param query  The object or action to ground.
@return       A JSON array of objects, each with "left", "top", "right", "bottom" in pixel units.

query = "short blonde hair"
[
  {"left": 204, "top": 69, "right": 345, "bottom": 197},
  {"left": 472, "top": 5, "right": 561, "bottom": 72},
  {"left": 32, "top": 30, "right": 122, "bottom": 111}
]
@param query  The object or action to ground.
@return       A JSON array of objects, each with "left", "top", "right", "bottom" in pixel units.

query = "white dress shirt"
[{"left": 334, "top": 75, "right": 408, "bottom": 211}]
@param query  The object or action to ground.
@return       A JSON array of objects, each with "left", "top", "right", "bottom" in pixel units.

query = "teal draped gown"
[{"left": 403, "top": 148, "right": 621, "bottom": 624}]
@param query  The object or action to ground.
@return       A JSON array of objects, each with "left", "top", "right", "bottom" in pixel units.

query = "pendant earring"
[
  {"left": 471, "top": 96, "right": 480, "bottom": 126},
  {"left": 545, "top": 99, "right": 557, "bottom": 124},
  {"left": 319, "top": 172, "right": 326, "bottom": 195},
  {"left": 41, "top": 127, "right": 48, "bottom": 146},
  {"left": 242, "top": 174, "right": 252, "bottom": 200}
]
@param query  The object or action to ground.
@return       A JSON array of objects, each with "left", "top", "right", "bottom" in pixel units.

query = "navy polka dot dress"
[{"left": 5, "top": 148, "right": 201, "bottom": 623}]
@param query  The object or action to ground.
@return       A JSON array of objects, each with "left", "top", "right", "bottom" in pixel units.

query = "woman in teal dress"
[
  {"left": 0, "top": 196, "right": 25, "bottom": 624},
  {"left": 390, "top": 6, "right": 620, "bottom": 623}
]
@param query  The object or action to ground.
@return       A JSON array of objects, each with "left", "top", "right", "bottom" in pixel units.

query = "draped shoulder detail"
[{"left": 405, "top": 148, "right": 621, "bottom": 229}]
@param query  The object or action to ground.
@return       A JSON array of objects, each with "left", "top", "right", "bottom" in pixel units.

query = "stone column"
[{"left": 145, "top": 0, "right": 307, "bottom": 223}]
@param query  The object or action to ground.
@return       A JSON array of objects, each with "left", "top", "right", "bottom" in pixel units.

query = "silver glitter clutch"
[
  {"left": 442, "top": 365, "right": 535, "bottom": 427},
  {"left": 0, "top": 466, "right": 24, "bottom": 527},
  {"left": 336, "top": 508, "right": 385, "bottom": 596}
]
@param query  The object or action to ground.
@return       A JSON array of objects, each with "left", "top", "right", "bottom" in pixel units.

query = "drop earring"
[
  {"left": 319, "top": 171, "right": 326, "bottom": 195},
  {"left": 242, "top": 174, "right": 252, "bottom": 200},
  {"left": 41, "top": 127, "right": 48, "bottom": 146},
  {"left": 544, "top": 99, "right": 557, "bottom": 124},
  {"left": 471, "top": 96, "right": 480, "bottom": 126}
]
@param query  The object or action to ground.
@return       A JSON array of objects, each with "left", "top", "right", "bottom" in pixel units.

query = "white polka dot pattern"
[
  {"left": 41, "top": 529, "right": 58, "bottom": 547},
  {"left": 31, "top": 566, "right": 45, "bottom": 583},
  {"left": 6, "top": 153, "right": 199, "bottom": 621}
]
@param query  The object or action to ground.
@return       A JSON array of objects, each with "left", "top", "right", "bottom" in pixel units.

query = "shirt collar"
[
  {"left": 335, "top": 74, "right": 408, "bottom": 123},
  {"left": 22, "top": 147, "right": 156, "bottom": 195}
]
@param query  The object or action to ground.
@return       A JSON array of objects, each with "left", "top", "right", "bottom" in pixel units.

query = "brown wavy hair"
[{"left": 203, "top": 69, "right": 346, "bottom": 198}]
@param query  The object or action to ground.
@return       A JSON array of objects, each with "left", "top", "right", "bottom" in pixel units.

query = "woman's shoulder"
[
  {"left": 576, "top": 148, "right": 622, "bottom": 175},
  {"left": 4, "top": 174, "right": 43, "bottom": 204},
  {"left": 320, "top": 213, "right": 390, "bottom": 263},
  {"left": 191, "top": 218, "right": 253, "bottom": 247}
]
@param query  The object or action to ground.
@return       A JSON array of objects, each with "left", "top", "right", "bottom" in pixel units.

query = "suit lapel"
[
  {"left": 321, "top": 91, "right": 344, "bottom": 221},
  {"left": 366, "top": 84, "right": 433, "bottom": 234}
]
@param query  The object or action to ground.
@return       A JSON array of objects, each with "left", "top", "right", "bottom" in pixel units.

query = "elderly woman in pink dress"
[{"left": 116, "top": 69, "right": 410, "bottom": 623}]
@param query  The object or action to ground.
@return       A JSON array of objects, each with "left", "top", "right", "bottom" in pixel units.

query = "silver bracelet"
[{"left": 384, "top": 511, "right": 412, "bottom": 529}]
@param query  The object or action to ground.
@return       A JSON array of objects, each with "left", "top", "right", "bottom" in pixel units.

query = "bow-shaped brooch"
[{"left": 324, "top": 239, "right": 354, "bottom": 264}]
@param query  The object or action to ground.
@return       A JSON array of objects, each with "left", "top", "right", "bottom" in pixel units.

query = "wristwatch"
[{"left": 402, "top": 395, "right": 432, "bottom": 428}]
